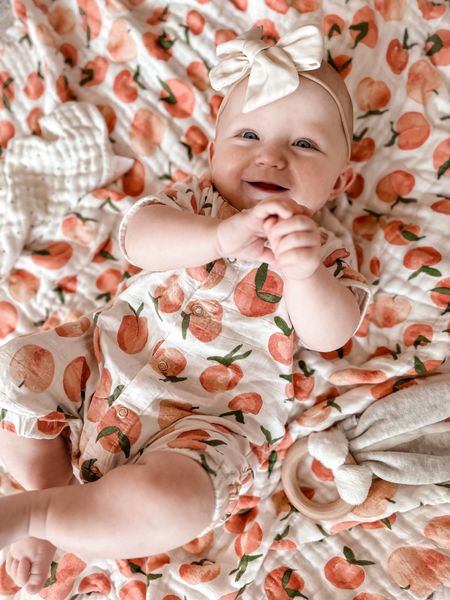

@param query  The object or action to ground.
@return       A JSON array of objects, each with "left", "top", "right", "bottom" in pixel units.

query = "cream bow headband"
[{"left": 209, "top": 25, "right": 353, "bottom": 160}]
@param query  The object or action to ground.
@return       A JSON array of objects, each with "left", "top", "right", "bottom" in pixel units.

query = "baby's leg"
[
  {"left": 0, "top": 429, "right": 74, "bottom": 491},
  {"left": 0, "top": 429, "right": 77, "bottom": 593},
  {"left": 0, "top": 451, "right": 215, "bottom": 560}
]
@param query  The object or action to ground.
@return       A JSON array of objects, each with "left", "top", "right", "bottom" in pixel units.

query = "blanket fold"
[{"left": 0, "top": 101, "right": 133, "bottom": 284}]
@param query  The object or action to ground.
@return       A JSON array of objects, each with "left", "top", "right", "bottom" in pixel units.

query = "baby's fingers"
[
  {"left": 268, "top": 215, "right": 319, "bottom": 249},
  {"left": 250, "top": 198, "right": 296, "bottom": 223},
  {"left": 272, "top": 231, "right": 320, "bottom": 258}
]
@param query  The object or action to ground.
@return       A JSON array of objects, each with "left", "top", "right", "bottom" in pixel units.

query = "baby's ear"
[
  {"left": 329, "top": 164, "right": 356, "bottom": 199},
  {"left": 207, "top": 141, "right": 215, "bottom": 169}
]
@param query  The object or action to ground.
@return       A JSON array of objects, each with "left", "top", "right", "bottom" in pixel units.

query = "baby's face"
[{"left": 209, "top": 76, "right": 355, "bottom": 213}]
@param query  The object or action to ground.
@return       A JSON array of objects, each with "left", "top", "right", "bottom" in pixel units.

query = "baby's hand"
[
  {"left": 262, "top": 200, "right": 322, "bottom": 280},
  {"left": 216, "top": 198, "right": 314, "bottom": 266}
]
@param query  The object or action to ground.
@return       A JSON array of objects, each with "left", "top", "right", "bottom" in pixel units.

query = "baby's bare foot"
[{"left": 6, "top": 536, "right": 57, "bottom": 593}]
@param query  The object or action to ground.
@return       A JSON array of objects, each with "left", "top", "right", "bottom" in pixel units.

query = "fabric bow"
[{"left": 209, "top": 24, "right": 323, "bottom": 113}]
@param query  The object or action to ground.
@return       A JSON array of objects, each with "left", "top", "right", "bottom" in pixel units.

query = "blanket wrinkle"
[
  {"left": 307, "top": 377, "right": 450, "bottom": 505},
  {"left": 0, "top": 101, "right": 133, "bottom": 284}
]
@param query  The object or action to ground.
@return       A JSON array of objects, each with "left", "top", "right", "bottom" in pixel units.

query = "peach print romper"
[{"left": 0, "top": 175, "right": 370, "bottom": 535}]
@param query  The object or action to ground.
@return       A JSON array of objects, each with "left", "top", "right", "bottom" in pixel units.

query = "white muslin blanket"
[
  {"left": 0, "top": 102, "right": 133, "bottom": 284},
  {"left": 308, "top": 379, "right": 450, "bottom": 505}
]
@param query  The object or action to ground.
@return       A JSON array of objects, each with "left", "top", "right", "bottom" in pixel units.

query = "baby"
[{"left": 0, "top": 24, "right": 370, "bottom": 593}]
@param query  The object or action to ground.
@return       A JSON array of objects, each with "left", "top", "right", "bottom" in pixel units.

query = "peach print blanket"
[{"left": 0, "top": 0, "right": 450, "bottom": 598}]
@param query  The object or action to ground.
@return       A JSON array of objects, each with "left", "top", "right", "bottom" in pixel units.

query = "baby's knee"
[
  {"left": 134, "top": 451, "right": 216, "bottom": 534},
  {"left": 0, "top": 431, "right": 73, "bottom": 490}
]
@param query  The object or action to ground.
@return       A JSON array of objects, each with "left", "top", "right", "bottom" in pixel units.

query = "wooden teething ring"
[{"left": 281, "top": 437, "right": 356, "bottom": 520}]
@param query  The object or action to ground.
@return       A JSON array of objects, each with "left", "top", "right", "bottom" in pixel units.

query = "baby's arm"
[
  {"left": 16, "top": 451, "right": 215, "bottom": 558},
  {"left": 283, "top": 266, "right": 361, "bottom": 352},
  {"left": 124, "top": 205, "right": 222, "bottom": 271},
  {"left": 123, "top": 198, "right": 288, "bottom": 271},
  {"left": 263, "top": 202, "right": 362, "bottom": 352}
]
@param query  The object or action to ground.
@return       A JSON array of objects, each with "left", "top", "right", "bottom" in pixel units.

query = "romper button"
[
  {"left": 227, "top": 257, "right": 237, "bottom": 263},
  {"left": 192, "top": 304, "right": 203, "bottom": 316},
  {"left": 158, "top": 360, "right": 169, "bottom": 372},
  {"left": 117, "top": 407, "right": 128, "bottom": 419}
]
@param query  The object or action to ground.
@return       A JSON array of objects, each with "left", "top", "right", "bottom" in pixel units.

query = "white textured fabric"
[
  {"left": 0, "top": 102, "right": 133, "bottom": 284},
  {"left": 209, "top": 24, "right": 323, "bottom": 113},
  {"left": 308, "top": 378, "right": 450, "bottom": 505}
]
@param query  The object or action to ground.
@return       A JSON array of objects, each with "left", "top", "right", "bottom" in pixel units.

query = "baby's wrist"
[
  {"left": 215, "top": 219, "right": 233, "bottom": 258},
  {"left": 282, "top": 262, "right": 322, "bottom": 283}
]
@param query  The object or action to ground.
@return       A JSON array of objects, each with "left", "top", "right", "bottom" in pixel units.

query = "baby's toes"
[
  {"left": 5, "top": 557, "right": 19, "bottom": 584},
  {"left": 25, "top": 562, "right": 52, "bottom": 594},
  {"left": 12, "top": 557, "right": 32, "bottom": 587},
  {"left": 5, "top": 554, "right": 15, "bottom": 578}
]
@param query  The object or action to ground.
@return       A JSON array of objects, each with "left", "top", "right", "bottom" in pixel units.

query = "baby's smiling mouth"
[{"left": 246, "top": 181, "right": 289, "bottom": 192}]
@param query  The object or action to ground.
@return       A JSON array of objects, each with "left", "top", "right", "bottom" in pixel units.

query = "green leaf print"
[
  {"left": 207, "top": 344, "right": 252, "bottom": 366},
  {"left": 268, "top": 450, "right": 277, "bottom": 476},
  {"left": 255, "top": 262, "right": 268, "bottom": 291},
  {"left": 80, "top": 459, "right": 101, "bottom": 482},
  {"left": 328, "top": 23, "right": 341, "bottom": 38},
  {"left": 257, "top": 291, "right": 282, "bottom": 303},
  {"left": 181, "top": 311, "right": 190, "bottom": 339},
  {"left": 96, "top": 425, "right": 119, "bottom": 440},
  {"left": 298, "top": 360, "right": 315, "bottom": 377},
  {"left": 148, "top": 291, "right": 163, "bottom": 321},
  {"left": 157, "top": 31, "right": 176, "bottom": 50},
  {"left": 400, "top": 228, "right": 425, "bottom": 242},
  {"left": 118, "top": 431, "right": 131, "bottom": 458},
  {"left": 107, "top": 384, "right": 125, "bottom": 406},
  {"left": 425, "top": 33, "right": 443, "bottom": 56},
  {"left": 254, "top": 263, "right": 281, "bottom": 302},
  {"left": 43, "top": 561, "right": 58, "bottom": 587},
  {"left": 219, "top": 409, "right": 245, "bottom": 424},
  {"left": 413, "top": 355, "right": 427, "bottom": 374},
  {"left": 127, "top": 302, "right": 144, "bottom": 318},
  {"left": 158, "top": 77, "right": 176, "bottom": 104},
  {"left": 343, "top": 545, "right": 375, "bottom": 566},
  {"left": 274, "top": 316, "right": 293, "bottom": 336},
  {"left": 200, "top": 454, "right": 217, "bottom": 476},
  {"left": 274, "top": 525, "right": 290, "bottom": 541},
  {"left": 316, "top": 524, "right": 330, "bottom": 537},
  {"left": 282, "top": 568, "right": 309, "bottom": 599},
  {"left": 430, "top": 286, "right": 450, "bottom": 295},
  {"left": 326, "top": 399, "right": 342, "bottom": 412},
  {"left": 408, "top": 265, "right": 441, "bottom": 280},
  {"left": 260, "top": 425, "right": 283, "bottom": 446},
  {"left": 349, "top": 22, "right": 369, "bottom": 48},
  {"left": 230, "top": 553, "right": 263, "bottom": 582},
  {"left": 79, "top": 68, "right": 94, "bottom": 86},
  {"left": 438, "top": 158, "right": 450, "bottom": 179},
  {"left": 128, "top": 560, "right": 145, "bottom": 575}
]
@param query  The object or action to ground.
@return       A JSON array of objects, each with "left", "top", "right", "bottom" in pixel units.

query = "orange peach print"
[
  {"left": 324, "top": 546, "right": 375, "bottom": 590},
  {"left": 0, "top": 1, "right": 449, "bottom": 598}
]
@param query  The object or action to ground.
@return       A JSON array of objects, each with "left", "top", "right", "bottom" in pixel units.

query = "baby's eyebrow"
[{"left": 295, "top": 124, "right": 333, "bottom": 144}]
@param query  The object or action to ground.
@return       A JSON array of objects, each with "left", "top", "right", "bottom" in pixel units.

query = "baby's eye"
[
  {"left": 240, "top": 131, "right": 259, "bottom": 140},
  {"left": 293, "top": 139, "right": 315, "bottom": 149}
]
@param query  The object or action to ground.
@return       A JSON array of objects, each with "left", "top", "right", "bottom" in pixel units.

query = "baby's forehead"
[{"left": 216, "top": 76, "right": 343, "bottom": 133}]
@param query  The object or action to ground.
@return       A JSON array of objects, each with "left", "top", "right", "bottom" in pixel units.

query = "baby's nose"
[{"left": 255, "top": 144, "right": 287, "bottom": 169}]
